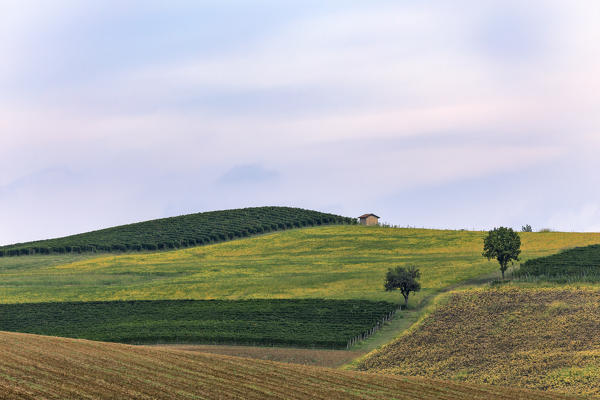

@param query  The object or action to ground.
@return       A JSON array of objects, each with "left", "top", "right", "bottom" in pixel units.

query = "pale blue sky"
[{"left": 2, "top": 0, "right": 600, "bottom": 244}]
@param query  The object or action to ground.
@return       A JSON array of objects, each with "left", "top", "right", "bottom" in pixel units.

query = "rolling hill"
[
  {"left": 357, "top": 287, "right": 600, "bottom": 397},
  {"left": 0, "top": 331, "right": 575, "bottom": 400},
  {"left": 1, "top": 217, "right": 600, "bottom": 396},
  {"left": 1, "top": 225, "right": 599, "bottom": 348},
  {"left": 1, "top": 226, "right": 598, "bottom": 304},
  {"left": 0, "top": 207, "right": 354, "bottom": 256}
]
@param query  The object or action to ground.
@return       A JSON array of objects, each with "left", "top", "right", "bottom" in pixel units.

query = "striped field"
[{"left": 0, "top": 331, "right": 577, "bottom": 400}]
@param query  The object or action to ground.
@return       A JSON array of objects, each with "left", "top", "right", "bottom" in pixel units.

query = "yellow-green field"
[
  {"left": 1, "top": 226, "right": 599, "bottom": 304},
  {"left": 0, "top": 331, "right": 577, "bottom": 400},
  {"left": 357, "top": 287, "right": 600, "bottom": 397}
]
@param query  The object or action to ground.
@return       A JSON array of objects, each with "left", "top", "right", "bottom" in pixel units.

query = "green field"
[
  {"left": 2, "top": 222, "right": 600, "bottom": 395},
  {"left": 0, "top": 299, "right": 396, "bottom": 348},
  {"left": 516, "top": 244, "right": 600, "bottom": 281},
  {"left": 0, "top": 206, "right": 354, "bottom": 256},
  {"left": 1, "top": 225, "right": 599, "bottom": 305}
]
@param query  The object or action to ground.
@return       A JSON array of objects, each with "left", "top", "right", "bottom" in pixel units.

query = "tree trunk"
[
  {"left": 501, "top": 261, "right": 508, "bottom": 280},
  {"left": 404, "top": 295, "right": 408, "bottom": 308}
]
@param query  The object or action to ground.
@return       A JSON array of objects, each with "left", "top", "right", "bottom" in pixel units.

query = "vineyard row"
[
  {"left": 0, "top": 207, "right": 356, "bottom": 257},
  {"left": 0, "top": 299, "right": 397, "bottom": 349}
]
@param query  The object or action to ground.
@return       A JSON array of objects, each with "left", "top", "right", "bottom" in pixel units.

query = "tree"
[
  {"left": 482, "top": 227, "right": 521, "bottom": 280},
  {"left": 384, "top": 265, "right": 421, "bottom": 308},
  {"left": 521, "top": 224, "right": 533, "bottom": 232}
]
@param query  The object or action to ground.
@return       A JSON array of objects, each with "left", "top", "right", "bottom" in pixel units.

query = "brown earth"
[
  {"left": 153, "top": 344, "right": 362, "bottom": 368},
  {"left": 0, "top": 331, "right": 574, "bottom": 400}
]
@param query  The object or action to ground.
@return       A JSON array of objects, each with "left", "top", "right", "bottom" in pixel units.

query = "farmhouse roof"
[{"left": 358, "top": 213, "right": 380, "bottom": 219}]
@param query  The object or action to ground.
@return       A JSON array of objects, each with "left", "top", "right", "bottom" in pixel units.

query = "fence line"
[{"left": 346, "top": 308, "right": 400, "bottom": 349}]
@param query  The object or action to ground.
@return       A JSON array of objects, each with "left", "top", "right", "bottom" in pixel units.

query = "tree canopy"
[
  {"left": 482, "top": 227, "right": 521, "bottom": 279},
  {"left": 384, "top": 265, "right": 421, "bottom": 308}
]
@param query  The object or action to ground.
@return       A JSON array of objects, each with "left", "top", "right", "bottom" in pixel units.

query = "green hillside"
[
  {"left": 0, "top": 206, "right": 354, "bottom": 256},
  {"left": 0, "top": 299, "right": 396, "bottom": 348},
  {"left": 516, "top": 244, "right": 600, "bottom": 280},
  {"left": 2, "top": 225, "right": 599, "bottom": 349},
  {"left": 1, "top": 226, "right": 599, "bottom": 304}
]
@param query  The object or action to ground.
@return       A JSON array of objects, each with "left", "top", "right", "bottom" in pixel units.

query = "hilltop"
[
  {"left": 0, "top": 207, "right": 354, "bottom": 256},
  {"left": 0, "top": 331, "right": 574, "bottom": 400}
]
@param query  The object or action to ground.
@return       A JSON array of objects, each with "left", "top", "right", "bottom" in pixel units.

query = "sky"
[{"left": 1, "top": 0, "right": 600, "bottom": 245}]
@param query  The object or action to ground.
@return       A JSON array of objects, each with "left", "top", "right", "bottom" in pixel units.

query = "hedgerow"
[
  {"left": 0, "top": 299, "right": 395, "bottom": 349},
  {"left": 0, "top": 207, "right": 355, "bottom": 257}
]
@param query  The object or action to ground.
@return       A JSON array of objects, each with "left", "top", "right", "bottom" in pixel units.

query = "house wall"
[
  {"left": 360, "top": 216, "right": 379, "bottom": 226},
  {"left": 365, "top": 216, "right": 378, "bottom": 226}
]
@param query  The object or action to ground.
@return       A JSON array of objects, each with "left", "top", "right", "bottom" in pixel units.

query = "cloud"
[
  {"left": 218, "top": 164, "right": 278, "bottom": 184},
  {"left": 6, "top": 0, "right": 595, "bottom": 149},
  {"left": 1, "top": 1, "right": 599, "bottom": 242},
  {"left": 547, "top": 204, "right": 600, "bottom": 232}
]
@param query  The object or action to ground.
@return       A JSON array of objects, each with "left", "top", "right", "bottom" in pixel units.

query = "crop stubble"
[{"left": 358, "top": 287, "right": 600, "bottom": 397}]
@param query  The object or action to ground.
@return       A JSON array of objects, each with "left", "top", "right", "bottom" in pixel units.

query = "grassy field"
[
  {"left": 357, "top": 287, "right": 600, "bottom": 397},
  {"left": 0, "top": 299, "right": 395, "bottom": 348},
  {"left": 0, "top": 331, "right": 577, "bottom": 399},
  {"left": 1, "top": 226, "right": 599, "bottom": 397},
  {"left": 1, "top": 226, "right": 599, "bottom": 305}
]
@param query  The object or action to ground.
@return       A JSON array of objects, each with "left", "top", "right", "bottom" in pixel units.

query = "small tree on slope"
[
  {"left": 384, "top": 266, "right": 421, "bottom": 309},
  {"left": 482, "top": 227, "right": 521, "bottom": 280}
]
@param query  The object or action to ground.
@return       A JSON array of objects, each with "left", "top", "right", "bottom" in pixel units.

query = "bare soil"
[
  {"left": 153, "top": 344, "right": 363, "bottom": 368},
  {"left": 0, "top": 330, "right": 572, "bottom": 399}
]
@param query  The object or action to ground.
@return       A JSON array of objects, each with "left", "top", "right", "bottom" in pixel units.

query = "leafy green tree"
[
  {"left": 521, "top": 224, "right": 533, "bottom": 232},
  {"left": 483, "top": 227, "right": 521, "bottom": 279},
  {"left": 384, "top": 265, "right": 421, "bottom": 308}
]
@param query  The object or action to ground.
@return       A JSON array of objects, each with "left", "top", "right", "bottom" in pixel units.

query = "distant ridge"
[{"left": 0, "top": 206, "right": 355, "bottom": 256}]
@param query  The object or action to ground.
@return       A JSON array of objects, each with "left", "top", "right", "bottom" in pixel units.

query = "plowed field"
[
  {"left": 0, "top": 331, "right": 573, "bottom": 399},
  {"left": 154, "top": 344, "right": 362, "bottom": 368}
]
